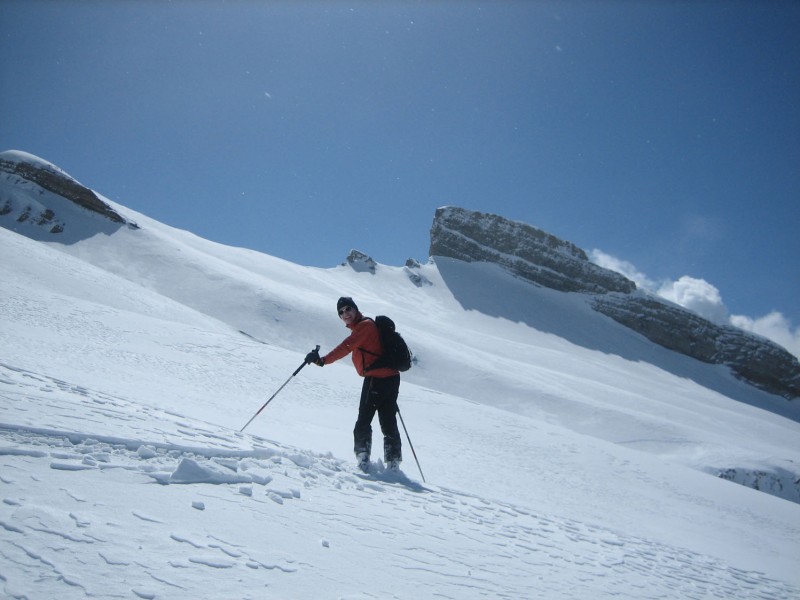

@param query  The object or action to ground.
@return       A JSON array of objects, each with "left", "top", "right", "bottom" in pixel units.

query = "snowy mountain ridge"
[
  {"left": 2, "top": 150, "right": 800, "bottom": 598},
  {"left": 4, "top": 150, "right": 797, "bottom": 400},
  {"left": 430, "top": 206, "right": 800, "bottom": 400}
]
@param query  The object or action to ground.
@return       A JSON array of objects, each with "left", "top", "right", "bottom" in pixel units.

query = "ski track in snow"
[{"left": 2, "top": 363, "right": 798, "bottom": 599}]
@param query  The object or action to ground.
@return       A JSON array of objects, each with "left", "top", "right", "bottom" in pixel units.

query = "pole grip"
[{"left": 293, "top": 345, "right": 320, "bottom": 376}]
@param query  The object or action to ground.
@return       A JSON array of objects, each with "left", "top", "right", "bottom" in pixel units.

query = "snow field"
[{"left": 2, "top": 379, "right": 796, "bottom": 599}]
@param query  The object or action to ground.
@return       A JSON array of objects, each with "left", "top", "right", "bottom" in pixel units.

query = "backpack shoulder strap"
[{"left": 356, "top": 317, "right": 380, "bottom": 358}]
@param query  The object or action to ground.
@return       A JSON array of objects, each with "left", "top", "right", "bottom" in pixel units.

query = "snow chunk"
[
  {"left": 169, "top": 457, "right": 252, "bottom": 485},
  {"left": 136, "top": 445, "right": 158, "bottom": 459}
]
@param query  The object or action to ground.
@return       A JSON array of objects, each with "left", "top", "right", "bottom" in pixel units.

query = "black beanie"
[{"left": 337, "top": 296, "right": 358, "bottom": 313}]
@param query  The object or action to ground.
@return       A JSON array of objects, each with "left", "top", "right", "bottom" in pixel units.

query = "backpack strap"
[{"left": 355, "top": 317, "right": 381, "bottom": 370}]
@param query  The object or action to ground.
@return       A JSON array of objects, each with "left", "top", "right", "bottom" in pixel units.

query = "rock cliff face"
[
  {"left": 430, "top": 206, "right": 635, "bottom": 295},
  {"left": 592, "top": 293, "right": 800, "bottom": 399},
  {"left": 430, "top": 206, "right": 800, "bottom": 400}
]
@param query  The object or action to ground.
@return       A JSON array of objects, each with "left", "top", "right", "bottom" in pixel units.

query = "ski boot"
[{"left": 356, "top": 452, "right": 369, "bottom": 473}]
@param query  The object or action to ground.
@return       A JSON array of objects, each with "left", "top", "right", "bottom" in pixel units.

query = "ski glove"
[{"left": 305, "top": 349, "right": 324, "bottom": 366}]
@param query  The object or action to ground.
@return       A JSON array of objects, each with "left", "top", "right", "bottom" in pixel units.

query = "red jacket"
[{"left": 323, "top": 315, "right": 399, "bottom": 378}]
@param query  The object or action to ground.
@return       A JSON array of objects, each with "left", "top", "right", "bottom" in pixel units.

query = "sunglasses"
[{"left": 338, "top": 306, "right": 354, "bottom": 316}]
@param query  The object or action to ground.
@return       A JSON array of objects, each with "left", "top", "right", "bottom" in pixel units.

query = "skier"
[{"left": 305, "top": 297, "right": 402, "bottom": 472}]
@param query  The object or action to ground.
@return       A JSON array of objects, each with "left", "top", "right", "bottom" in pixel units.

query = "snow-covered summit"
[
  {"left": 0, "top": 149, "right": 69, "bottom": 174},
  {"left": 0, "top": 149, "right": 134, "bottom": 243}
]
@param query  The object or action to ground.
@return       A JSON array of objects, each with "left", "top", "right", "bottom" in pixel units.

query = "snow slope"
[{"left": 2, "top": 192, "right": 800, "bottom": 598}]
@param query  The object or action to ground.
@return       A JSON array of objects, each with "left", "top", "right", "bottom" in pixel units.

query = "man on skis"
[{"left": 305, "top": 297, "right": 402, "bottom": 472}]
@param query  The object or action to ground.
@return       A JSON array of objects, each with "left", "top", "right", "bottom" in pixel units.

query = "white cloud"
[
  {"left": 731, "top": 312, "right": 800, "bottom": 359},
  {"left": 589, "top": 249, "right": 656, "bottom": 290},
  {"left": 657, "top": 276, "right": 729, "bottom": 325},
  {"left": 591, "top": 249, "right": 800, "bottom": 359}
]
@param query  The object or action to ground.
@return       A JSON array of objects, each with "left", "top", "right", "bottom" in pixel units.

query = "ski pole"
[
  {"left": 397, "top": 406, "right": 426, "bottom": 483},
  {"left": 240, "top": 345, "right": 319, "bottom": 433}
]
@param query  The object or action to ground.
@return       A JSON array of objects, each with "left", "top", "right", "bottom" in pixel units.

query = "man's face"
[{"left": 338, "top": 305, "right": 357, "bottom": 325}]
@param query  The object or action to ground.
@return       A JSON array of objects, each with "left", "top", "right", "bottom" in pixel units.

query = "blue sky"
[{"left": 1, "top": 1, "right": 798, "bottom": 350}]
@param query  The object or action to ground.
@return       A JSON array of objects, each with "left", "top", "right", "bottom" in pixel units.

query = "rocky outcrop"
[
  {"left": 0, "top": 150, "right": 132, "bottom": 236},
  {"left": 715, "top": 466, "right": 800, "bottom": 504},
  {"left": 592, "top": 293, "right": 800, "bottom": 399},
  {"left": 429, "top": 206, "right": 800, "bottom": 399},
  {"left": 430, "top": 206, "right": 635, "bottom": 294},
  {"left": 404, "top": 258, "right": 432, "bottom": 287},
  {"left": 343, "top": 249, "right": 377, "bottom": 274}
]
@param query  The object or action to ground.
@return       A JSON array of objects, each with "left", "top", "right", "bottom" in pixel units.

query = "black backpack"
[{"left": 363, "top": 315, "right": 413, "bottom": 372}]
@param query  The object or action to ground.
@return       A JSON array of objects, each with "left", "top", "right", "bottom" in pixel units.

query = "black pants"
[{"left": 353, "top": 375, "right": 401, "bottom": 462}]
